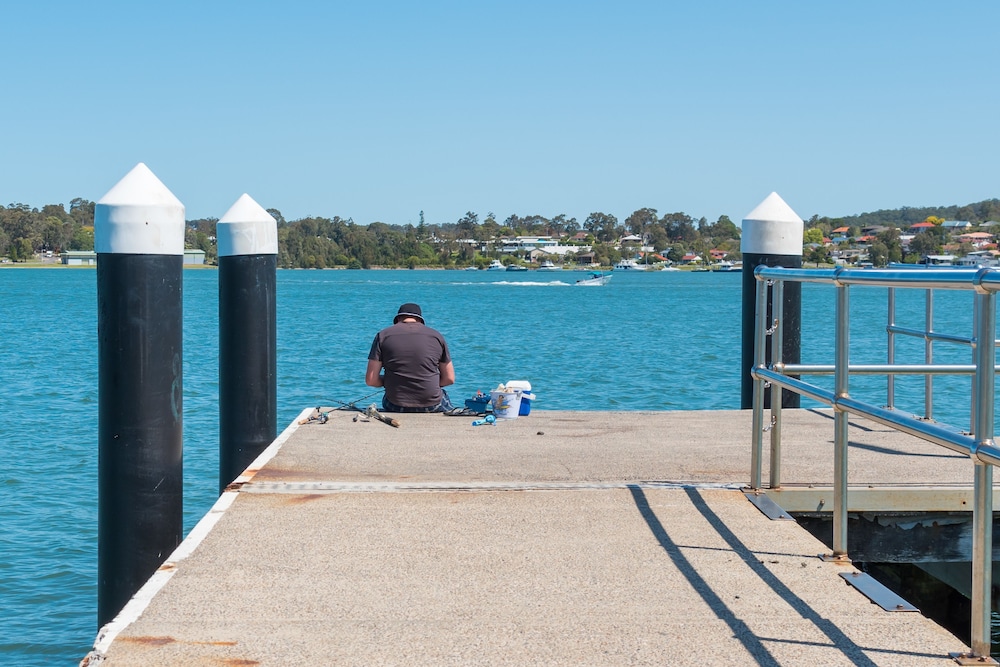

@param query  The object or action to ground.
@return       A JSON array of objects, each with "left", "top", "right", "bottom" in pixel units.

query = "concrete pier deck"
[{"left": 84, "top": 408, "right": 983, "bottom": 666}]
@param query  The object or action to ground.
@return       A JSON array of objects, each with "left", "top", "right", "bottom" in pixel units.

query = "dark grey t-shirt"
[{"left": 368, "top": 322, "right": 451, "bottom": 408}]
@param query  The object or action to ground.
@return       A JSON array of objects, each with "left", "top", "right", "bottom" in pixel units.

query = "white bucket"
[{"left": 490, "top": 389, "right": 522, "bottom": 420}]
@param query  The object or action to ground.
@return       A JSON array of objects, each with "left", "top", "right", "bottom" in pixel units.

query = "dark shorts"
[{"left": 381, "top": 389, "right": 453, "bottom": 413}]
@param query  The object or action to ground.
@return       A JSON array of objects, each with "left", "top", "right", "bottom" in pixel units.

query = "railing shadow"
[{"left": 627, "top": 485, "right": 946, "bottom": 665}]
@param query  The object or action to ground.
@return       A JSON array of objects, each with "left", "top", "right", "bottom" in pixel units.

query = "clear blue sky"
[{"left": 2, "top": 1, "right": 997, "bottom": 227}]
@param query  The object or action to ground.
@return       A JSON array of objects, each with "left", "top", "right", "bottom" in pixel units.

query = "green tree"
[
  {"left": 876, "top": 227, "right": 902, "bottom": 264},
  {"left": 584, "top": 212, "right": 618, "bottom": 242},
  {"left": 624, "top": 208, "right": 658, "bottom": 237},
  {"left": 704, "top": 215, "right": 739, "bottom": 242},
  {"left": 267, "top": 208, "right": 287, "bottom": 227},
  {"left": 417, "top": 210, "right": 426, "bottom": 240},
  {"left": 456, "top": 211, "right": 478, "bottom": 238},
  {"left": 803, "top": 228, "right": 824, "bottom": 245},
  {"left": 70, "top": 225, "right": 94, "bottom": 251},
  {"left": 661, "top": 212, "right": 697, "bottom": 243},
  {"left": 806, "top": 245, "right": 830, "bottom": 266},
  {"left": 69, "top": 198, "right": 95, "bottom": 227},
  {"left": 909, "top": 230, "right": 941, "bottom": 258},
  {"left": 868, "top": 241, "right": 889, "bottom": 267},
  {"left": 15, "top": 237, "right": 33, "bottom": 262}
]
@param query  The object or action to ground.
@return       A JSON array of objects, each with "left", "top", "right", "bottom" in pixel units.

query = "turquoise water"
[{"left": 0, "top": 267, "right": 989, "bottom": 665}]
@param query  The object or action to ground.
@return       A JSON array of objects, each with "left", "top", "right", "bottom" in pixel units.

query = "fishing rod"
[
  {"left": 325, "top": 392, "right": 400, "bottom": 428},
  {"left": 298, "top": 390, "right": 396, "bottom": 427},
  {"left": 328, "top": 390, "right": 384, "bottom": 412}
]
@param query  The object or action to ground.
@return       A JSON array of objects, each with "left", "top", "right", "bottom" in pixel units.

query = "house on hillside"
[
  {"left": 830, "top": 226, "right": 851, "bottom": 243},
  {"left": 830, "top": 248, "right": 867, "bottom": 265},
  {"left": 909, "top": 221, "right": 936, "bottom": 232},
  {"left": 942, "top": 220, "right": 972, "bottom": 231},
  {"left": 955, "top": 250, "right": 1000, "bottom": 267},
  {"left": 957, "top": 231, "right": 994, "bottom": 248}
]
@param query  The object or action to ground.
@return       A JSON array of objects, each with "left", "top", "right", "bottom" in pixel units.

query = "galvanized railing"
[{"left": 749, "top": 266, "right": 1000, "bottom": 663}]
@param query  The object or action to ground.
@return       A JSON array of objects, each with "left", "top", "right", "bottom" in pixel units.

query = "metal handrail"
[{"left": 749, "top": 265, "right": 998, "bottom": 661}]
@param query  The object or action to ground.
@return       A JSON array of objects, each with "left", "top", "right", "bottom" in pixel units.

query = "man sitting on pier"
[{"left": 366, "top": 303, "right": 455, "bottom": 412}]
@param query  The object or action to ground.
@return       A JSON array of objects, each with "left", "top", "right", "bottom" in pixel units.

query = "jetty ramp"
[{"left": 85, "top": 408, "right": 977, "bottom": 666}]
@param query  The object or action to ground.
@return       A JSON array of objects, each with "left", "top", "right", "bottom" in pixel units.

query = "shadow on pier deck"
[{"left": 84, "top": 408, "right": 978, "bottom": 666}]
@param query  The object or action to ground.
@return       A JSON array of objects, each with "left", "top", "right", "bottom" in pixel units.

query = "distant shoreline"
[{"left": 0, "top": 261, "right": 217, "bottom": 269}]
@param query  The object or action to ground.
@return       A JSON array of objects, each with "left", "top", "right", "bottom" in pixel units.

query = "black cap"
[{"left": 394, "top": 303, "right": 424, "bottom": 324}]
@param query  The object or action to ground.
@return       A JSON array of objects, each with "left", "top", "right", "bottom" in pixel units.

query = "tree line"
[
  {"left": 3, "top": 198, "right": 998, "bottom": 268},
  {"left": 800, "top": 200, "right": 1000, "bottom": 266},
  {"left": 0, "top": 199, "right": 96, "bottom": 261},
  {"left": 191, "top": 208, "right": 743, "bottom": 268}
]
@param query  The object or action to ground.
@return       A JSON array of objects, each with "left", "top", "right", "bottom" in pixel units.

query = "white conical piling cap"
[
  {"left": 741, "top": 192, "right": 803, "bottom": 256},
  {"left": 95, "top": 163, "right": 185, "bottom": 255},
  {"left": 217, "top": 194, "right": 278, "bottom": 256}
]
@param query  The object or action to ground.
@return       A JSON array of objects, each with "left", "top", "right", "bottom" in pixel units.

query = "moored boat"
[
  {"left": 537, "top": 260, "right": 560, "bottom": 271},
  {"left": 613, "top": 258, "right": 647, "bottom": 271},
  {"left": 486, "top": 259, "right": 505, "bottom": 271},
  {"left": 710, "top": 261, "right": 740, "bottom": 272},
  {"left": 506, "top": 264, "right": 528, "bottom": 272}
]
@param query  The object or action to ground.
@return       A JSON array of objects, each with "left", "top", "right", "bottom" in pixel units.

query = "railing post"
[
  {"left": 969, "top": 289, "right": 996, "bottom": 661},
  {"left": 887, "top": 287, "right": 895, "bottom": 408},
  {"left": 750, "top": 274, "right": 768, "bottom": 490},
  {"left": 831, "top": 278, "right": 850, "bottom": 560},
  {"left": 770, "top": 279, "right": 784, "bottom": 489},
  {"left": 925, "top": 289, "right": 934, "bottom": 419},
  {"left": 970, "top": 298, "right": 979, "bottom": 435}
]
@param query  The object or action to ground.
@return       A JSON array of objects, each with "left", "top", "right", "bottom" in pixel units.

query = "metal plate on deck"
[
  {"left": 839, "top": 571, "right": 918, "bottom": 612},
  {"left": 743, "top": 491, "right": 795, "bottom": 521}
]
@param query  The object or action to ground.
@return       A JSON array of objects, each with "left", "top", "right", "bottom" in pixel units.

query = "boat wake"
[
  {"left": 450, "top": 280, "right": 571, "bottom": 287},
  {"left": 488, "top": 280, "right": 571, "bottom": 287}
]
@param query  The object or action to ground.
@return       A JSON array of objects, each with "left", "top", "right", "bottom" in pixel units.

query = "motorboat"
[
  {"left": 574, "top": 271, "right": 612, "bottom": 286},
  {"left": 710, "top": 261, "right": 740, "bottom": 272},
  {"left": 537, "top": 260, "right": 561, "bottom": 271},
  {"left": 613, "top": 258, "right": 647, "bottom": 271},
  {"left": 506, "top": 264, "right": 528, "bottom": 272},
  {"left": 486, "top": 259, "right": 505, "bottom": 271}
]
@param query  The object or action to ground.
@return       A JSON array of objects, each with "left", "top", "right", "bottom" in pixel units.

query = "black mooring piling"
[
  {"left": 740, "top": 192, "right": 803, "bottom": 410},
  {"left": 217, "top": 194, "right": 278, "bottom": 494},
  {"left": 96, "top": 163, "right": 185, "bottom": 627}
]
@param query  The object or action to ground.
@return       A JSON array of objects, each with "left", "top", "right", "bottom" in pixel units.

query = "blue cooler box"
[{"left": 505, "top": 381, "right": 535, "bottom": 415}]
